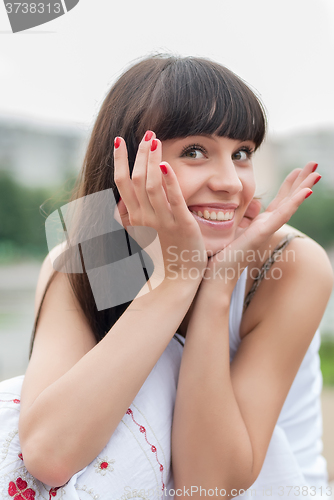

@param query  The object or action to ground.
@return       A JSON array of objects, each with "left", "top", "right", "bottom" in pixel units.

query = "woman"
[{"left": 0, "top": 55, "right": 332, "bottom": 500}]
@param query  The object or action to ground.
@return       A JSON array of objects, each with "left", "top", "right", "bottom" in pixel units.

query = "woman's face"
[{"left": 161, "top": 135, "right": 256, "bottom": 256}]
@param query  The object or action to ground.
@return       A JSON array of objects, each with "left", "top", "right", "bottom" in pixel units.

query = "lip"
[
  {"left": 188, "top": 203, "right": 239, "bottom": 211},
  {"left": 189, "top": 209, "right": 235, "bottom": 231}
]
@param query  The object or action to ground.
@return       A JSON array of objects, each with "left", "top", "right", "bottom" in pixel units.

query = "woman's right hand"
[{"left": 113, "top": 131, "right": 207, "bottom": 286}]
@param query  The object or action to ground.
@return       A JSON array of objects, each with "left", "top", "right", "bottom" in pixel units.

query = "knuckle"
[
  {"left": 142, "top": 215, "right": 157, "bottom": 228},
  {"left": 257, "top": 224, "right": 267, "bottom": 238},
  {"left": 146, "top": 183, "right": 158, "bottom": 194},
  {"left": 168, "top": 195, "right": 179, "bottom": 206},
  {"left": 114, "top": 174, "right": 126, "bottom": 185},
  {"left": 131, "top": 174, "right": 143, "bottom": 185},
  {"left": 142, "top": 215, "right": 152, "bottom": 226},
  {"left": 129, "top": 214, "right": 139, "bottom": 226}
]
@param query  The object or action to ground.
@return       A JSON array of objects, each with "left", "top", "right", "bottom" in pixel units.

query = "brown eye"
[
  {"left": 181, "top": 144, "right": 207, "bottom": 159},
  {"left": 232, "top": 148, "right": 253, "bottom": 161},
  {"left": 233, "top": 151, "right": 246, "bottom": 161},
  {"left": 185, "top": 149, "right": 205, "bottom": 159}
]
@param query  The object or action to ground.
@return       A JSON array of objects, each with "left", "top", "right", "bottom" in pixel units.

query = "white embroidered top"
[{"left": 0, "top": 264, "right": 329, "bottom": 500}]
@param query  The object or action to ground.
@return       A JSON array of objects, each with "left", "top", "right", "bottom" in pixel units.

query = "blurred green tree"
[
  {"left": 0, "top": 169, "right": 76, "bottom": 262},
  {"left": 287, "top": 185, "right": 334, "bottom": 248}
]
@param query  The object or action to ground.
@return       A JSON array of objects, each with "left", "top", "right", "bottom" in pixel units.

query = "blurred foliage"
[
  {"left": 319, "top": 338, "right": 334, "bottom": 386},
  {"left": 272, "top": 180, "right": 334, "bottom": 248},
  {"left": 0, "top": 170, "right": 76, "bottom": 263},
  {"left": 1, "top": 167, "right": 334, "bottom": 263}
]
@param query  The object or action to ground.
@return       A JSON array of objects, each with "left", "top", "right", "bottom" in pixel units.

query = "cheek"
[
  {"left": 171, "top": 170, "right": 194, "bottom": 200},
  {"left": 242, "top": 172, "right": 256, "bottom": 203}
]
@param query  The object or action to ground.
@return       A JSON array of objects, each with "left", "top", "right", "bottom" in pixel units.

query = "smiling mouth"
[
  {"left": 188, "top": 208, "right": 236, "bottom": 230},
  {"left": 189, "top": 208, "right": 235, "bottom": 221}
]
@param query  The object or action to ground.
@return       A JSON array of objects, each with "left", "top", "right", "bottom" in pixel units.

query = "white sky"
[{"left": 0, "top": 0, "right": 334, "bottom": 136}]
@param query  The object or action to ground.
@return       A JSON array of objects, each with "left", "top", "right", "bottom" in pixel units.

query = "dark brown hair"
[{"left": 30, "top": 54, "right": 267, "bottom": 355}]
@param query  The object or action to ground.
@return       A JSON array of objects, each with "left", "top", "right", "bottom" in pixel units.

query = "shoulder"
[
  {"left": 240, "top": 224, "right": 334, "bottom": 338},
  {"left": 33, "top": 241, "right": 68, "bottom": 320},
  {"left": 23, "top": 243, "right": 96, "bottom": 407},
  {"left": 33, "top": 242, "right": 95, "bottom": 344}
]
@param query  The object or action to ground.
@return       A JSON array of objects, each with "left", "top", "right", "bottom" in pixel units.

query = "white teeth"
[{"left": 191, "top": 209, "right": 235, "bottom": 221}]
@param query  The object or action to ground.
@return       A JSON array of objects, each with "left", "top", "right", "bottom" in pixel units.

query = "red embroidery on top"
[
  {"left": 8, "top": 477, "right": 36, "bottom": 499},
  {"left": 126, "top": 407, "right": 165, "bottom": 490},
  {"left": 94, "top": 456, "right": 115, "bottom": 475},
  {"left": 0, "top": 399, "right": 20, "bottom": 404},
  {"left": 49, "top": 487, "right": 60, "bottom": 498},
  {"left": 18, "top": 453, "right": 23, "bottom": 461}
]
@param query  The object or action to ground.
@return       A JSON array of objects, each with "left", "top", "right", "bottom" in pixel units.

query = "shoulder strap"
[
  {"left": 243, "top": 233, "right": 306, "bottom": 314},
  {"left": 173, "top": 333, "right": 185, "bottom": 347}
]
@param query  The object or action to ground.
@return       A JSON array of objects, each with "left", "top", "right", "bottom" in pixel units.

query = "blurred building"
[
  {"left": 253, "top": 127, "right": 334, "bottom": 207},
  {"left": 271, "top": 128, "right": 334, "bottom": 187},
  {"left": 0, "top": 114, "right": 333, "bottom": 194},
  {"left": 0, "top": 114, "right": 88, "bottom": 188}
]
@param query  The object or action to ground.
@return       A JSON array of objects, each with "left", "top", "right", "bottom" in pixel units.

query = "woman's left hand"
[{"left": 201, "top": 162, "right": 320, "bottom": 295}]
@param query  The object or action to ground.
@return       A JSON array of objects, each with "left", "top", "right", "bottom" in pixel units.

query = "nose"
[{"left": 206, "top": 156, "right": 243, "bottom": 195}]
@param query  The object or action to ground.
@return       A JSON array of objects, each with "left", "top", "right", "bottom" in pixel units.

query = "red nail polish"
[
  {"left": 160, "top": 163, "right": 168, "bottom": 175},
  {"left": 311, "top": 163, "right": 318, "bottom": 172},
  {"left": 118, "top": 196, "right": 122, "bottom": 202},
  {"left": 304, "top": 190, "right": 313, "bottom": 199},
  {"left": 114, "top": 137, "right": 121, "bottom": 149},
  {"left": 151, "top": 139, "right": 158, "bottom": 152},
  {"left": 313, "top": 174, "right": 321, "bottom": 185},
  {"left": 145, "top": 131, "right": 154, "bottom": 142}
]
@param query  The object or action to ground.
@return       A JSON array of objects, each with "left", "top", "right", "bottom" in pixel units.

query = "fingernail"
[
  {"left": 151, "top": 139, "right": 158, "bottom": 152},
  {"left": 304, "top": 190, "right": 313, "bottom": 199},
  {"left": 313, "top": 174, "right": 321, "bottom": 186},
  {"left": 118, "top": 196, "right": 122, "bottom": 202},
  {"left": 160, "top": 163, "right": 168, "bottom": 175},
  {"left": 114, "top": 137, "right": 121, "bottom": 149},
  {"left": 312, "top": 163, "right": 318, "bottom": 172},
  {"left": 145, "top": 131, "right": 154, "bottom": 141}
]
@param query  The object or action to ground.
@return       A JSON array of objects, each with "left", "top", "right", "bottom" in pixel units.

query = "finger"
[
  {"left": 265, "top": 169, "right": 302, "bottom": 212},
  {"left": 294, "top": 170, "right": 321, "bottom": 193},
  {"left": 289, "top": 161, "right": 318, "bottom": 192},
  {"left": 221, "top": 185, "right": 312, "bottom": 265},
  {"left": 274, "top": 168, "right": 320, "bottom": 214},
  {"left": 145, "top": 139, "right": 175, "bottom": 224},
  {"left": 131, "top": 131, "right": 157, "bottom": 216},
  {"left": 263, "top": 187, "right": 313, "bottom": 237},
  {"left": 113, "top": 137, "right": 140, "bottom": 215},
  {"left": 114, "top": 197, "right": 131, "bottom": 228},
  {"left": 156, "top": 162, "right": 195, "bottom": 226}
]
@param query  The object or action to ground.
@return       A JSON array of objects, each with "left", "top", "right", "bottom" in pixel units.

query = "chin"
[{"left": 204, "top": 236, "right": 235, "bottom": 258}]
